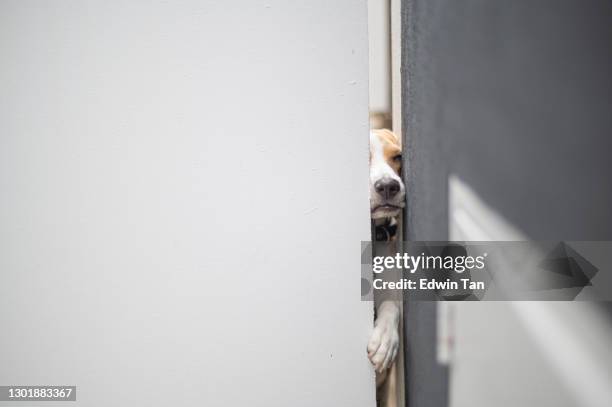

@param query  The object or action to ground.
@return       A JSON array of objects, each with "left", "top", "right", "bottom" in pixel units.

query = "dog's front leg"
[{"left": 368, "top": 300, "right": 400, "bottom": 373}]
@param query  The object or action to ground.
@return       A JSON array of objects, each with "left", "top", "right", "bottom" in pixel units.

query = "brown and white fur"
[{"left": 368, "top": 129, "right": 404, "bottom": 406}]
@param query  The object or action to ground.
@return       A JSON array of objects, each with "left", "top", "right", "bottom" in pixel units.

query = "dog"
[
  {"left": 369, "top": 129, "right": 405, "bottom": 222},
  {"left": 368, "top": 129, "right": 405, "bottom": 405}
]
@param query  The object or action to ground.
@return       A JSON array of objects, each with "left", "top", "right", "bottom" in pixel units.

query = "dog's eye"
[{"left": 392, "top": 154, "right": 402, "bottom": 163}]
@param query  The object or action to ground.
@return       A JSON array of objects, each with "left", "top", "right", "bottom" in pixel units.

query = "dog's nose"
[{"left": 374, "top": 178, "right": 401, "bottom": 200}]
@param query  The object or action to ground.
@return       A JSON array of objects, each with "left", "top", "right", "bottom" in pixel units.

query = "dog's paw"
[{"left": 367, "top": 315, "right": 399, "bottom": 373}]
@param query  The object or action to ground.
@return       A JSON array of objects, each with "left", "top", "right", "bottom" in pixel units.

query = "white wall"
[{"left": 0, "top": 1, "right": 375, "bottom": 406}]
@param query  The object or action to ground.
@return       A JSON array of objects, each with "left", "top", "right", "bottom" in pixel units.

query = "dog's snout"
[{"left": 374, "top": 178, "right": 401, "bottom": 200}]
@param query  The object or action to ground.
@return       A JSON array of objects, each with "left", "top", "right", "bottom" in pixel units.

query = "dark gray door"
[{"left": 400, "top": 1, "right": 612, "bottom": 406}]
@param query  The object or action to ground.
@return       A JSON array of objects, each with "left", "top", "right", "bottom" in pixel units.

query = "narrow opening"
[{"left": 367, "top": 1, "right": 405, "bottom": 406}]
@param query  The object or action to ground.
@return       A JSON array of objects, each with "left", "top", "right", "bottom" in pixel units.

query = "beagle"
[
  {"left": 368, "top": 129, "right": 405, "bottom": 404},
  {"left": 369, "top": 129, "right": 405, "bottom": 223}
]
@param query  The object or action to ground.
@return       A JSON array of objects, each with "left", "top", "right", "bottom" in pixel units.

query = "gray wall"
[
  {"left": 401, "top": 1, "right": 612, "bottom": 406},
  {"left": 0, "top": 1, "right": 375, "bottom": 406},
  {"left": 402, "top": 0, "right": 612, "bottom": 241}
]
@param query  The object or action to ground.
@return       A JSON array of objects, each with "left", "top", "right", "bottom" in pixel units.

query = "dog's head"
[{"left": 369, "top": 129, "right": 405, "bottom": 220}]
